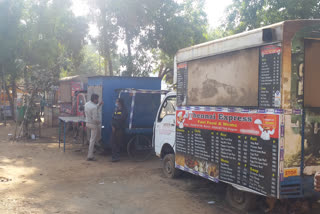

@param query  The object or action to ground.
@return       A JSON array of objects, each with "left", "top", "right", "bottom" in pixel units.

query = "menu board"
[
  {"left": 259, "top": 45, "right": 282, "bottom": 108},
  {"left": 175, "top": 110, "right": 279, "bottom": 197},
  {"left": 176, "top": 63, "right": 188, "bottom": 106}
]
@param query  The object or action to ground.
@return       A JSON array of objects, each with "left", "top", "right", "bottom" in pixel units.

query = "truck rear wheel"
[
  {"left": 162, "top": 154, "right": 182, "bottom": 178},
  {"left": 225, "top": 185, "right": 257, "bottom": 212}
]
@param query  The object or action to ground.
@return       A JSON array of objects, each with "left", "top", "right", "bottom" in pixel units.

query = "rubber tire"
[
  {"left": 225, "top": 185, "right": 257, "bottom": 212},
  {"left": 162, "top": 154, "right": 182, "bottom": 179}
]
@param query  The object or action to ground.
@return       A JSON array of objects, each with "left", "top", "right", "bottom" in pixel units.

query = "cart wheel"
[
  {"left": 127, "top": 135, "right": 153, "bottom": 162},
  {"left": 225, "top": 185, "right": 257, "bottom": 212},
  {"left": 162, "top": 154, "right": 182, "bottom": 179}
]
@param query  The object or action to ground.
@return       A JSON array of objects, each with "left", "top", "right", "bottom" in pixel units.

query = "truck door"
[{"left": 154, "top": 96, "right": 176, "bottom": 156}]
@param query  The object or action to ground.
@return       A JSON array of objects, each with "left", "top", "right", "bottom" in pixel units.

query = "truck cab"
[{"left": 154, "top": 92, "right": 180, "bottom": 177}]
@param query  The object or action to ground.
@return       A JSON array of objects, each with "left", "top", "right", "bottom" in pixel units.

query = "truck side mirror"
[{"left": 79, "top": 105, "right": 84, "bottom": 112}]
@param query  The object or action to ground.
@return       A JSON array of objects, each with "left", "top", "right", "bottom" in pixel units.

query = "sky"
[{"left": 71, "top": 0, "right": 233, "bottom": 36}]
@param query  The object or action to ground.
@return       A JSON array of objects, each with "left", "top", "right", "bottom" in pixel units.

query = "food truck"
[{"left": 154, "top": 20, "right": 320, "bottom": 210}]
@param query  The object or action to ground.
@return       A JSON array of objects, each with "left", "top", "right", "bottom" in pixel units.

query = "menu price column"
[
  {"left": 210, "top": 132, "right": 215, "bottom": 163},
  {"left": 186, "top": 129, "right": 194, "bottom": 156},
  {"left": 236, "top": 136, "right": 245, "bottom": 185},
  {"left": 214, "top": 132, "right": 220, "bottom": 164},
  {"left": 271, "top": 139, "right": 278, "bottom": 197}
]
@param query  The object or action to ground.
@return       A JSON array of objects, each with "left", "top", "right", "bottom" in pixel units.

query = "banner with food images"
[{"left": 175, "top": 109, "right": 280, "bottom": 197}]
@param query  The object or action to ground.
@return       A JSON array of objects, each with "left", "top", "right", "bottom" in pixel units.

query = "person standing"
[
  {"left": 111, "top": 98, "right": 127, "bottom": 162},
  {"left": 85, "top": 93, "right": 103, "bottom": 161},
  {"left": 315, "top": 172, "right": 320, "bottom": 192},
  {"left": 40, "top": 96, "right": 45, "bottom": 116}
]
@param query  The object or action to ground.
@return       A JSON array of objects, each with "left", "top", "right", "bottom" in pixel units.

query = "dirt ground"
[
  {"left": 1, "top": 122, "right": 320, "bottom": 214},
  {"left": 0, "top": 123, "right": 235, "bottom": 214}
]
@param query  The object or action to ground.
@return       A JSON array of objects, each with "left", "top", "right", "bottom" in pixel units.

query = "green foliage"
[
  {"left": 147, "top": 0, "right": 208, "bottom": 81},
  {"left": 89, "top": 0, "right": 119, "bottom": 76},
  {"left": 89, "top": 0, "right": 209, "bottom": 78},
  {"left": 224, "top": 0, "right": 320, "bottom": 33},
  {"left": 0, "top": 0, "right": 89, "bottom": 119},
  {"left": 0, "top": 0, "right": 89, "bottom": 86},
  {"left": 64, "top": 45, "right": 108, "bottom": 77}
]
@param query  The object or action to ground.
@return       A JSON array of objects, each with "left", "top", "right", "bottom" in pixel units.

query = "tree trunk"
[
  {"left": 0, "top": 64, "right": 6, "bottom": 125},
  {"left": 106, "top": 45, "right": 113, "bottom": 76},
  {"left": 11, "top": 77, "right": 17, "bottom": 121},
  {"left": 100, "top": 6, "right": 109, "bottom": 76},
  {"left": 125, "top": 28, "right": 133, "bottom": 76},
  {"left": 104, "top": 57, "right": 108, "bottom": 76},
  {"left": 4, "top": 77, "right": 16, "bottom": 121},
  {"left": 158, "top": 67, "right": 172, "bottom": 80}
]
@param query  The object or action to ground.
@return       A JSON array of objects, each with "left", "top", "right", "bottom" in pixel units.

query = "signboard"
[
  {"left": 175, "top": 109, "right": 280, "bottom": 197},
  {"left": 258, "top": 45, "right": 282, "bottom": 108},
  {"left": 176, "top": 63, "right": 188, "bottom": 106}
]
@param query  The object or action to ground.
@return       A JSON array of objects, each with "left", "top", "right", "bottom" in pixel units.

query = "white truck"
[{"left": 153, "top": 20, "right": 320, "bottom": 211}]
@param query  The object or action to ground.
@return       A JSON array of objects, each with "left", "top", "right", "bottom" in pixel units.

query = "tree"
[
  {"left": 88, "top": 0, "right": 209, "bottom": 78},
  {"left": 145, "top": 0, "right": 209, "bottom": 81},
  {"left": 224, "top": 0, "right": 320, "bottom": 34},
  {"left": 0, "top": 0, "right": 89, "bottom": 122},
  {"left": 23, "top": 0, "right": 88, "bottom": 75},
  {"left": 0, "top": 0, "right": 25, "bottom": 119},
  {"left": 89, "top": 0, "right": 119, "bottom": 76},
  {"left": 61, "top": 44, "right": 121, "bottom": 77}
]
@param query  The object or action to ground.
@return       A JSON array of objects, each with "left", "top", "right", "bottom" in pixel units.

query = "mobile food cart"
[{"left": 154, "top": 20, "right": 320, "bottom": 211}]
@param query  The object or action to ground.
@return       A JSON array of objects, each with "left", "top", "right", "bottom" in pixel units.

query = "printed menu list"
[
  {"left": 176, "top": 128, "right": 278, "bottom": 197},
  {"left": 176, "top": 63, "right": 188, "bottom": 106},
  {"left": 259, "top": 45, "right": 281, "bottom": 108}
]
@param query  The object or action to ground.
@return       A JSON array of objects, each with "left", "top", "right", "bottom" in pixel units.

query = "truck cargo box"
[
  {"left": 88, "top": 76, "right": 161, "bottom": 147},
  {"left": 173, "top": 20, "right": 320, "bottom": 199}
]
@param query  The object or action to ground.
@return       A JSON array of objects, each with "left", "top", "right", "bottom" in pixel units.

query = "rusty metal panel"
[
  {"left": 187, "top": 48, "right": 259, "bottom": 106},
  {"left": 304, "top": 39, "right": 320, "bottom": 107},
  {"left": 59, "top": 82, "right": 71, "bottom": 102},
  {"left": 281, "top": 20, "right": 320, "bottom": 109}
]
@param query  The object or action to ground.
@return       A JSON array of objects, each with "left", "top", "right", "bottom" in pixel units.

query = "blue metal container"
[{"left": 88, "top": 76, "right": 161, "bottom": 147}]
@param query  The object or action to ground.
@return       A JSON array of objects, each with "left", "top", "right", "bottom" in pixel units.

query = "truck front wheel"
[
  {"left": 225, "top": 185, "right": 257, "bottom": 211},
  {"left": 162, "top": 154, "right": 182, "bottom": 178}
]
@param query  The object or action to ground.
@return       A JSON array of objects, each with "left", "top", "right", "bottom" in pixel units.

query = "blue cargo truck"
[{"left": 87, "top": 76, "right": 162, "bottom": 152}]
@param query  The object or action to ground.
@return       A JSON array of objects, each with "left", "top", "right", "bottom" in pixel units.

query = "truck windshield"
[{"left": 159, "top": 96, "right": 176, "bottom": 121}]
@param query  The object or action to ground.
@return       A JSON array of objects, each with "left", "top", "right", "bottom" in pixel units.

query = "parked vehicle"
[
  {"left": 116, "top": 88, "right": 168, "bottom": 161},
  {"left": 154, "top": 20, "right": 320, "bottom": 211},
  {"left": 87, "top": 76, "right": 162, "bottom": 150}
]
